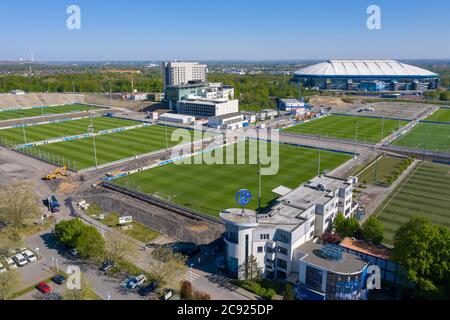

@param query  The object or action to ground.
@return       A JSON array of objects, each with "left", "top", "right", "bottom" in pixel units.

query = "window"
[
  {"left": 277, "top": 258, "right": 287, "bottom": 269},
  {"left": 260, "top": 234, "right": 270, "bottom": 240},
  {"left": 226, "top": 231, "right": 238, "bottom": 244},
  {"left": 278, "top": 234, "right": 290, "bottom": 243},
  {"left": 278, "top": 246, "right": 288, "bottom": 255},
  {"left": 257, "top": 246, "right": 263, "bottom": 253},
  {"left": 305, "top": 266, "right": 323, "bottom": 291}
]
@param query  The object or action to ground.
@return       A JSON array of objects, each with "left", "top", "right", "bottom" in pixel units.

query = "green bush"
[{"left": 264, "top": 288, "right": 276, "bottom": 300}]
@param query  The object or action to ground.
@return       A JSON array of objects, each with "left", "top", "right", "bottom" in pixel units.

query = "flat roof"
[
  {"left": 339, "top": 237, "right": 392, "bottom": 260},
  {"left": 160, "top": 113, "right": 194, "bottom": 119},
  {"left": 297, "top": 242, "right": 368, "bottom": 274},
  {"left": 210, "top": 112, "right": 243, "bottom": 120}
]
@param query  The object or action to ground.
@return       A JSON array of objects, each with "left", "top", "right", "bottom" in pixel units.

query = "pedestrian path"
[{"left": 176, "top": 270, "right": 201, "bottom": 283}]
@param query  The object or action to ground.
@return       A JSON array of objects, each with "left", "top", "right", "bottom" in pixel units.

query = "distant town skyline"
[{"left": 0, "top": 0, "right": 449, "bottom": 61}]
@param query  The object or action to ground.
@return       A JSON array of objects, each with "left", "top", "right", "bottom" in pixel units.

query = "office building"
[
  {"left": 221, "top": 175, "right": 358, "bottom": 282},
  {"left": 162, "top": 61, "right": 207, "bottom": 90},
  {"left": 176, "top": 98, "right": 239, "bottom": 118},
  {"left": 208, "top": 112, "right": 248, "bottom": 130}
]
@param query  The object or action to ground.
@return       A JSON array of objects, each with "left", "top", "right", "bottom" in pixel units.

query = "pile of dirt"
[{"left": 59, "top": 181, "right": 79, "bottom": 194}]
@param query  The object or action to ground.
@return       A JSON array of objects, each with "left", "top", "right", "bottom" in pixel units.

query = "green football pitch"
[
  {"left": 283, "top": 115, "right": 409, "bottom": 143},
  {"left": 113, "top": 142, "right": 352, "bottom": 217},
  {"left": 0, "top": 104, "right": 100, "bottom": 121},
  {"left": 0, "top": 117, "right": 141, "bottom": 147},
  {"left": 391, "top": 122, "right": 450, "bottom": 154},
  {"left": 375, "top": 162, "right": 450, "bottom": 246},
  {"left": 22, "top": 125, "right": 194, "bottom": 170},
  {"left": 424, "top": 108, "right": 450, "bottom": 123}
]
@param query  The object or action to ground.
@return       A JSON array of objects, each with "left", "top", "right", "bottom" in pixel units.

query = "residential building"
[
  {"left": 177, "top": 98, "right": 239, "bottom": 118},
  {"left": 148, "top": 92, "right": 165, "bottom": 102},
  {"left": 241, "top": 111, "right": 257, "bottom": 124},
  {"left": 162, "top": 61, "right": 207, "bottom": 90},
  {"left": 220, "top": 175, "right": 358, "bottom": 282}
]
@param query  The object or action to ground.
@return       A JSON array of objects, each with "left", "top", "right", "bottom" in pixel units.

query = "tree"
[
  {"left": 0, "top": 183, "right": 40, "bottom": 238},
  {"left": 238, "top": 255, "right": 262, "bottom": 280},
  {"left": 393, "top": 216, "right": 450, "bottom": 299},
  {"left": 73, "top": 225, "right": 105, "bottom": 260},
  {"left": 180, "top": 280, "right": 193, "bottom": 300},
  {"left": 0, "top": 270, "right": 21, "bottom": 300},
  {"left": 361, "top": 216, "right": 384, "bottom": 244},
  {"left": 149, "top": 245, "right": 187, "bottom": 284},
  {"left": 322, "top": 231, "right": 341, "bottom": 244},
  {"left": 193, "top": 291, "right": 211, "bottom": 300},
  {"left": 333, "top": 213, "right": 361, "bottom": 238},
  {"left": 104, "top": 233, "right": 137, "bottom": 270},
  {"left": 54, "top": 218, "right": 105, "bottom": 260},
  {"left": 283, "top": 283, "right": 295, "bottom": 300}
]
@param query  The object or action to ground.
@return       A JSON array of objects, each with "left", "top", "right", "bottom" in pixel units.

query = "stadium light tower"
[{"left": 88, "top": 124, "right": 98, "bottom": 168}]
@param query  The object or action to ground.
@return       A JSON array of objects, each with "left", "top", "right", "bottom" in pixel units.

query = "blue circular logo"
[{"left": 236, "top": 189, "right": 252, "bottom": 206}]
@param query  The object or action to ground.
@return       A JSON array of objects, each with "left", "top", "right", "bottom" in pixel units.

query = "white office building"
[
  {"left": 208, "top": 112, "right": 248, "bottom": 130},
  {"left": 162, "top": 61, "right": 207, "bottom": 90},
  {"left": 221, "top": 175, "right": 358, "bottom": 281},
  {"left": 177, "top": 98, "right": 239, "bottom": 118},
  {"left": 159, "top": 113, "right": 195, "bottom": 124}
]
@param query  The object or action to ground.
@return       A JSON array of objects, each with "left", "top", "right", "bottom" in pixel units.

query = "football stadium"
[{"left": 294, "top": 59, "right": 439, "bottom": 91}]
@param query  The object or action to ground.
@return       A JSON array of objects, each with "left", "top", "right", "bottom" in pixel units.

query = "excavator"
[{"left": 43, "top": 165, "right": 68, "bottom": 180}]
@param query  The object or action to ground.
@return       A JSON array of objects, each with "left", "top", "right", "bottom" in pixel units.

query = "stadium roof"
[{"left": 295, "top": 60, "right": 438, "bottom": 78}]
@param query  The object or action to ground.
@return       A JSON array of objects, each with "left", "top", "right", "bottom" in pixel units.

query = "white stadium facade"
[{"left": 294, "top": 59, "right": 439, "bottom": 92}]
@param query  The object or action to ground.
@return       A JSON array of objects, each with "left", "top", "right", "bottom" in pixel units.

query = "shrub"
[
  {"left": 180, "top": 280, "right": 193, "bottom": 300},
  {"left": 264, "top": 288, "right": 276, "bottom": 300}
]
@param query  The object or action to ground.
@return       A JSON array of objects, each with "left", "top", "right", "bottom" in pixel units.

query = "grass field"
[
  {"left": 391, "top": 122, "right": 450, "bottom": 154},
  {"left": 376, "top": 162, "right": 450, "bottom": 246},
  {"left": 22, "top": 125, "right": 194, "bottom": 170},
  {"left": 113, "top": 142, "right": 352, "bottom": 217},
  {"left": 0, "top": 104, "right": 100, "bottom": 121},
  {"left": 284, "top": 115, "right": 408, "bottom": 143},
  {"left": 425, "top": 108, "right": 450, "bottom": 123},
  {"left": 0, "top": 116, "right": 141, "bottom": 147},
  {"left": 357, "top": 156, "right": 411, "bottom": 186}
]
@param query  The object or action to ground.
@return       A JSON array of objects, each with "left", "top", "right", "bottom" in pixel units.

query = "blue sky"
[{"left": 0, "top": 0, "right": 449, "bottom": 61}]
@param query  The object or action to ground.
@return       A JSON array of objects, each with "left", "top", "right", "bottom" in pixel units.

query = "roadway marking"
[{"left": 176, "top": 271, "right": 201, "bottom": 282}]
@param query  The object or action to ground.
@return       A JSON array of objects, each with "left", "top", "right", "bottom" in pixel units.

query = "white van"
[{"left": 13, "top": 253, "right": 28, "bottom": 267}]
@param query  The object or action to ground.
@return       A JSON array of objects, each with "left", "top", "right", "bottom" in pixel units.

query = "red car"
[{"left": 36, "top": 282, "right": 51, "bottom": 294}]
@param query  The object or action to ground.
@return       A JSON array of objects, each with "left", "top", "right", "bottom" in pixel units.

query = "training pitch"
[
  {"left": 284, "top": 115, "right": 408, "bottom": 143},
  {"left": 376, "top": 162, "right": 450, "bottom": 246},
  {"left": 0, "top": 104, "right": 100, "bottom": 121},
  {"left": 391, "top": 122, "right": 450, "bottom": 154},
  {"left": 424, "top": 108, "right": 450, "bottom": 123},
  {"left": 22, "top": 125, "right": 193, "bottom": 170},
  {"left": 0, "top": 116, "right": 140, "bottom": 147},
  {"left": 113, "top": 142, "right": 352, "bottom": 217}
]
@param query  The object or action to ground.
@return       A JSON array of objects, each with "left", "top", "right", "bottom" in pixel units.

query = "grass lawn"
[
  {"left": 0, "top": 104, "right": 100, "bottom": 121},
  {"left": 0, "top": 116, "right": 141, "bottom": 147},
  {"left": 375, "top": 162, "right": 450, "bottom": 246},
  {"left": 425, "top": 108, "right": 450, "bottom": 123},
  {"left": 284, "top": 115, "right": 408, "bottom": 143},
  {"left": 357, "top": 156, "right": 411, "bottom": 186},
  {"left": 88, "top": 205, "right": 160, "bottom": 243},
  {"left": 22, "top": 125, "right": 195, "bottom": 170},
  {"left": 391, "top": 122, "right": 450, "bottom": 154},
  {"left": 114, "top": 141, "right": 352, "bottom": 217}
]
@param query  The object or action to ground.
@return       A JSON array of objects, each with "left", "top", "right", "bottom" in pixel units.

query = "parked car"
[
  {"left": 5, "top": 258, "right": 17, "bottom": 270},
  {"left": 51, "top": 274, "right": 67, "bottom": 285},
  {"left": 124, "top": 274, "right": 147, "bottom": 290},
  {"left": 12, "top": 253, "right": 28, "bottom": 267},
  {"left": 0, "top": 263, "right": 6, "bottom": 273},
  {"left": 138, "top": 280, "right": 159, "bottom": 296},
  {"left": 36, "top": 282, "right": 52, "bottom": 294},
  {"left": 99, "top": 260, "right": 115, "bottom": 273},
  {"left": 22, "top": 250, "right": 37, "bottom": 263}
]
